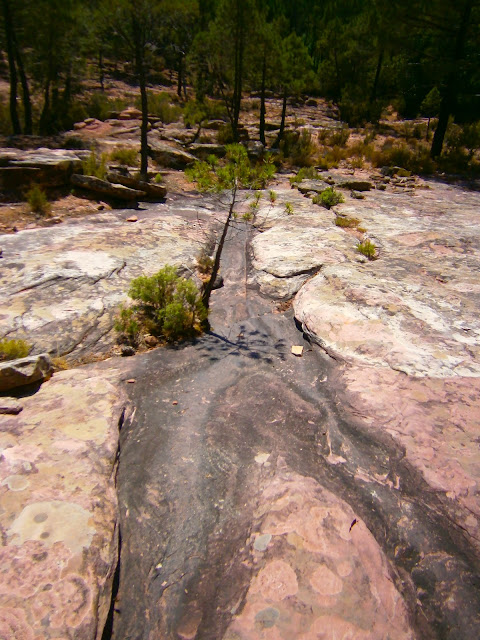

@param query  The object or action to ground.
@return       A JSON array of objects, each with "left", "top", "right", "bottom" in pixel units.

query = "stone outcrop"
[
  {"left": 0, "top": 148, "right": 84, "bottom": 192},
  {"left": 148, "top": 140, "right": 197, "bottom": 169},
  {"left": 0, "top": 364, "right": 126, "bottom": 640},
  {"left": 71, "top": 174, "right": 146, "bottom": 201},
  {"left": 0, "top": 353, "right": 53, "bottom": 392},
  {"left": 106, "top": 172, "right": 167, "bottom": 199},
  {"left": 188, "top": 143, "right": 226, "bottom": 159}
]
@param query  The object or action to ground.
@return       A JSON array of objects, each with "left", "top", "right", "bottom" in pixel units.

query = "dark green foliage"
[
  {"left": 109, "top": 147, "right": 138, "bottom": 166},
  {"left": 313, "top": 187, "right": 344, "bottom": 209},
  {"left": 26, "top": 185, "right": 50, "bottom": 215},
  {"left": 136, "top": 91, "right": 181, "bottom": 123},
  {"left": 116, "top": 265, "right": 207, "bottom": 344},
  {"left": 280, "top": 130, "right": 316, "bottom": 167}
]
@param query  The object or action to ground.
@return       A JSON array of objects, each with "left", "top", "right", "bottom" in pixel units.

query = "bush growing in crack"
[{"left": 115, "top": 265, "right": 207, "bottom": 347}]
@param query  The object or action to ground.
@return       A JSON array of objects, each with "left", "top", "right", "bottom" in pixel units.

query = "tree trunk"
[
  {"left": 202, "top": 183, "right": 237, "bottom": 310},
  {"left": 370, "top": 48, "right": 384, "bottom": 104},
  {"left": 259, "top": 50, "right": 267, "bottom": 146},
  {"left": 177, "top": 54, "right": 183, "bottom": 98},
  {"left": 14, "top": 43, "right": 32, "bottom": 135},
  {"left": 134, "top": 31, "right": 149, "bottom": 180},
  {"left": 39, "top": 79, "right": 51, "bottom": 135},
  {"left": 231, "top": 0, "right": 245, "bottom": 142},
  {"left": 431, "top": 0, "right": 473, "bottom": 158},
  {"left": 99, "top": 48, "right": 105, "bottom": 92},
  {"left": 273, "top": 88, "right": 287, "bottom": 148},
  {"left": 2, "top": 0, "right": 21, "bottom": 134}
]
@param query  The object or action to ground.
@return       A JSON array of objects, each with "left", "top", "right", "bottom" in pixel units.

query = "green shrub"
[
  {"left": 318, "top": 126, "right": 350, "bottom": 147},
  {"left": 313, "top": 187, "right": 344, "bottom": 209},
  {"left": 290, "top": 166, "right": 318, "bottom": 185},
  {"left": 285, "top": 202, "right": 294, "bottom": 215},
  {"left": 280, "top": 129, "right": 316, "bottom": 167},
  {"left": 84, "top": 93, "right": 128, "bottom": 121},
  {"left": 154, "top": 173, "right": 164, "bottom": 184},
  {"left": 335, "top": 215, "right": 361, "bottom": 228},
  {"left": 26, "top": 185, "right": 50, "bottom": 215},
  {"left": 357, "top": 239, "right": 376, "bottom": 259},
  {"left": 115, "top": 265, "right": 207, "bottom": 344},
  {"left": 0, "top": 338, "right": 31, "bottom": 361},
  {"left": 217, "top": 123, "right": 235, "bottom": 144},
  {"left": 109, "top": 147, "right": 138, "bottom": 166},
  {"left": 269, "top": 189, "right": 277, "bottom": 203},
  {"left": 83, "top": 148, "right": 107, "bottom": 179},
  {"left": 138, "top": 91, "right": 182, "bottom": 123}
]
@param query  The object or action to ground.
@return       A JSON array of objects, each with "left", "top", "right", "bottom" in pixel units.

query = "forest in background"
[{"left": 0, "top": 0, "right": 479, "bottom": 165}]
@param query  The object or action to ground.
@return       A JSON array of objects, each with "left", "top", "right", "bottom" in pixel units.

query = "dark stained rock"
[
  {"left": 203, "top": 120, "right": 227, "bottom": 130},
  {"left": 0, "top": 397, "right": 23, "bottom": 414},
  {"left": 0, "top": 353, "right": 53, "bottom": 391},
  {"left": 106, "top": 172, "right": 167, "bottom": 199},
  {"left": 71, "top": 174, "right": 146, "bottom": 201},
  {"left": 330, "top": 176, "right": 374, "bottom": 191}
]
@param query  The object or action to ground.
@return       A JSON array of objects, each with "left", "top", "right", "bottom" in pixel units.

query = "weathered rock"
[
  {"left": 0, "top": 148, "right": 83, "bottom": 191},
  {"left": 0, "top": 198, "right": 213, "bottom": 361},
  {"left": 0, "top": 354, "right": 53, "bottom": 391},
  {"left": 226, "top": 471, "right": 415, "bottom": 640},
  {"left": 0, "top": 398, "right": 23, "bottom": 414},
  {"left": 203, "top": 120, "right": 227, "bottom": 130},
  {"left": 188, "top": 143, "right": 226, "bottom": 159},
  {"left": 329, "top": 175, "right": 374, "bottom": 191},
  {"left": 71, "top": 174, "right": 146, "bottom": 201},
  {"left": 297, "top": 179, "right": 330, "bottom": 195},
  {"left": 119, "top": 107, "right": 142, "bottom": 120},
  {"left": 106, "top": 172, "right": 167, "bottom": 199},
  {"left": 148, "top": 140, "right": 196, "bottom": 169},
  {"left": 0, "top": 364, "right": 125, "bottom": 639},
  {"left": 246, "top": 140, "right": 265, "bottom": 159},
  {"left": 121, "top": 346, "right": 136, "bottom": 357}
]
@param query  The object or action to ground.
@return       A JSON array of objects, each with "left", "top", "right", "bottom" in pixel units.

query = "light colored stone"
[
  {"left": 291, "top": 345, "right": 304, "bottom": 356},
  {"left": 149, "top": 140, "right": 196, "bottom": 169}
]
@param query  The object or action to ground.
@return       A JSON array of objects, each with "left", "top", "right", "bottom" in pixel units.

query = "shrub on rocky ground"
[
  {"left": 313, "top": 187, "right": 344, "bottom": 209},
  {"left": 139, "top": 91, "right": 182, "bottom": 123},
  {"left": 280, "top": 130, "right": 317, "bottom": 167},
  {"left": 109, "top": 147, "right": 138, "bottom": 166},
  {"left": 0, "top": 338, "right": 31, "bottom": 361},
  {"left": 115, "top": 265, "right": 207, "bottom": 346},
  {"left": 289, "top": 166, "right": 318, "bottom": 185},
  {"left": 335, "top": 215, "right": 361, "bottom": 228},
  {"left": 26, "top": 185, "right": 50, "bottom": 215},
  {"left": 83, "top": 148, "right": 108, "bottom": 179},
  {"left": 357, "top": 239, "right": 376, "bottom": 259}
]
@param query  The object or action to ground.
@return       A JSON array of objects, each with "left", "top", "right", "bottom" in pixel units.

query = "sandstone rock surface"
[
  {"left": 0, "top": 198, "right": 214, "bottom": 361},
  {"left": 106, "top": 172, "right": 167, "bottom": 199},
  {"left": 0, "top": 364, "right": 126, "bottom": 639}
]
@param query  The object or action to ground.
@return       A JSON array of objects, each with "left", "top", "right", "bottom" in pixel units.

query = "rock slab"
[{"left": 0, "top": 365, "right": 126, "bottom": 639}]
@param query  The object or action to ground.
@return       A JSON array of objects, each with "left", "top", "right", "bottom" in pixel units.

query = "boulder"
[
  {"left": 148, "top": 141, "right": 196, "bottom": 169},
  {"left": 203, "top": 120, "right": 227, "bottom": 130},
  {"left": 246, "top": 141, "right": 264, "bottom": 159},
  {"left": 0, "top": 353, "right": 53, "bottom": 391},
  {"left": 119, "top": 107, "right": 142, "bottom": 120},
  {"left": 106, "top": 172, "right": 167, "bottom": 199},
  {"left": 297, "top": 179, "right": 330, "bottom": 195},
  {"left": 188, "top": 143, "right": 226, "bottom": 159},
  {"left": 71, "top": 174, "right": 146, "bottom": 201}
]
